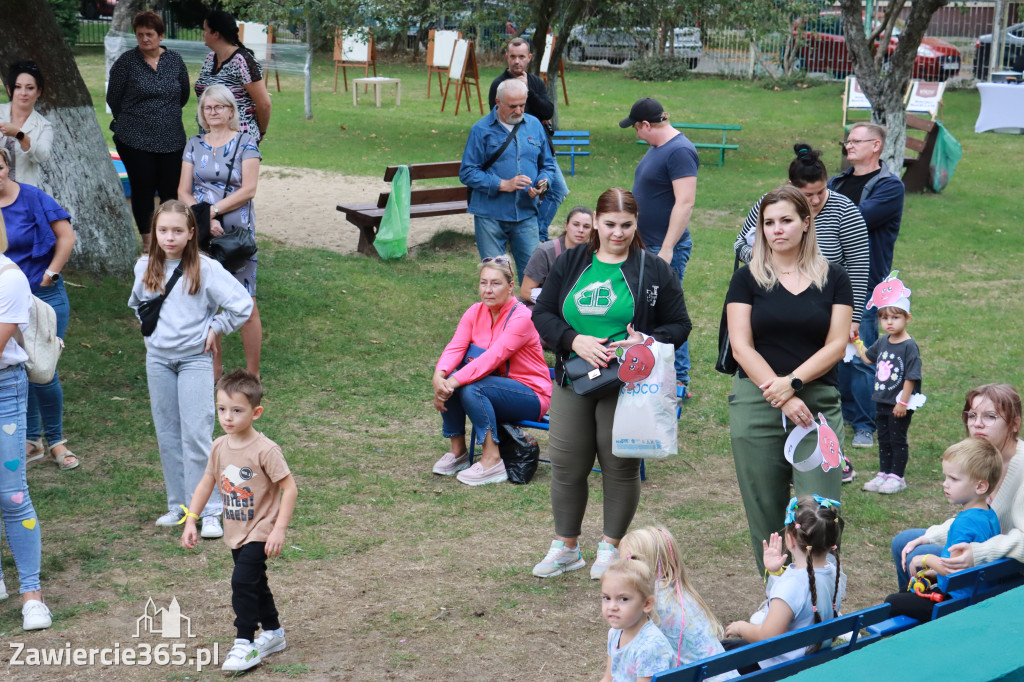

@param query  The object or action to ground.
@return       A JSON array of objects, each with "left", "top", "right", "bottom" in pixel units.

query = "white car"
[{"left": 565, "top": 26, "right": 702, "bottom": 68}]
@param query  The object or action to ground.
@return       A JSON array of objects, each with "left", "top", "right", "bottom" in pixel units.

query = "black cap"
[{"left": 619, "top": 97, "right": 666, "bottom": 128}]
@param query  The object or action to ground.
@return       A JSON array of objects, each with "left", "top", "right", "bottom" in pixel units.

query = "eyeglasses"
[
  {"left": 844, "top": 138, "right": 878, "bottom": 147},
  {"left": 202, "top": 105, "right": 231, "bottom": 113},
  {"left": 481, "top": 256, "right": 511, "bottom": 266},
  {"left": 964, "top": 411, "right": 1003, "bottom": 425}
]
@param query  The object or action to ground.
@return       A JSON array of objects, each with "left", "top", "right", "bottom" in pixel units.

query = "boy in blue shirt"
[{"left": 885, "top": 437, "right": 1002, "bottom": 619}]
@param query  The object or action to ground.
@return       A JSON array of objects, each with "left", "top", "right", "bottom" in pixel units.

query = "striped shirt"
[{"left": 734, "top": 191, "right": 869, "bottom": 321}]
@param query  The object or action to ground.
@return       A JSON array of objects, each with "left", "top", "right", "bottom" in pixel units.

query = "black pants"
[
  {"left": 876, "top": 405, "right": 913, "bottom": 477},
  {"left": 114, "top": 140, "right": 183, "bottom": 235},
  {"left": 885, "top": 589, "right": 944, "bottom": 621},
  {"left": 231, "top": 542, "right": 280, "bottom": 641}
]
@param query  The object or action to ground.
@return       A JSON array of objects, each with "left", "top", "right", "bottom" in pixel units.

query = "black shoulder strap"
[
  {"left": 222, "top": 134, "right": 244, "bottom": 198},
  {"left": 632, "top": 249, "right": 646, "bottom": 326},
  {"left": 481, "top": 121, "right": 522, "bottom": 173},
  {"left": 162, "top": 263, "right": 185, "bottom": 297}
]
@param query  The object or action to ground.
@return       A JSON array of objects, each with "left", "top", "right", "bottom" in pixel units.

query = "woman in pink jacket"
[{"left": 431, "top": 256, "right": 552, "bottom": 486}]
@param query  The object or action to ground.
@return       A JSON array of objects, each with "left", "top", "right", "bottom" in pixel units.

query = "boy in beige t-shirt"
[{"left": 181, "top": 370, "right": 297, "bottom": 673}]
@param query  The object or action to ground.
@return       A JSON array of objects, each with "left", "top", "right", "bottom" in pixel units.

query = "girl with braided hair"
[{"left": 725, "top": 495, "right": 846, "bottom": 670}]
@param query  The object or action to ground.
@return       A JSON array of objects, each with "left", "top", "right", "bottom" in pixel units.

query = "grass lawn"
[{"left": 6, "top": 47, "right": 1021, "bottom": 679}]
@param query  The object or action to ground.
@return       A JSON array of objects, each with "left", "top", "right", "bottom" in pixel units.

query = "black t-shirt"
[
  {"left": 726, "top": 261, "right": 854, "bottom": 387},
  {"left": 833, "top": 167, "right": 880, "bottom": 205}
]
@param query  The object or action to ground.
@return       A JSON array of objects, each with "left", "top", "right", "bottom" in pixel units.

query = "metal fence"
[{"left": 76, "top": 11, "right": 203, "bottom": 47}]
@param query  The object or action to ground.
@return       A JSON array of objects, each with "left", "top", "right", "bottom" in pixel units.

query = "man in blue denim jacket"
[{"left": 460, "top": 79, "right": 558, "bottom": 283}]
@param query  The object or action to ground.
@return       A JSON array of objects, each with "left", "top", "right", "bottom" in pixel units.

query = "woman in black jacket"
[{"left": 530, "top": 187, "right": 690, "bottom": 580}]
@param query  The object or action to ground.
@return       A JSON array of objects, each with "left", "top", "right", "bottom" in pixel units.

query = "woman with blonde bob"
[
  {"left": 178, "top": 84, "right": 262, "bottom": 379},
  {"left": 726, "top": 185, "right": 853, "bottom": 574}
]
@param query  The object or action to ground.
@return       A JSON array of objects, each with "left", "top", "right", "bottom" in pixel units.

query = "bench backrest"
[
  {"left": 934, "top": 557, "right": 1024, "bottom": 617},
  {"left": 652, "top": 604, "right": 891, "bottom": 682},
  {"left": 384, "top": 161, "right": 462, "bottom": 183},
  {"left": 375, "top": 186, "right": 467, "bottom": 208},
  {"left": 553, "top": 130, "right": 590, "bottom": 137},
  {"left": 672, "top": 123, "right": 742, "bottom": 131}
]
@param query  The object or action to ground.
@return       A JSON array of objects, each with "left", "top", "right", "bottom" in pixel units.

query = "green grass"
[{"left": 11, "top": 47, "right": 1023, "bottom": 678}]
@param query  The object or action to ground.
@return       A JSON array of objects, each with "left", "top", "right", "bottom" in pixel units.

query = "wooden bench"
[
  {"left": 552, "top": 130, "right": 590, "bottom": 176},
  {"left": 336, "top": 161, "right": 467, "bottom": 256},
  {"left": 652, "top": 604, "right": 891, "bottom": 682},
  {"left": 865, "top": 557, "right": 1024, "bottom": 638},
  {"left": 636, "top": 123, "right": 741, "bottom": 167},
  {"left": 901, "top": 114, "right": 940, "bottom": 194}
]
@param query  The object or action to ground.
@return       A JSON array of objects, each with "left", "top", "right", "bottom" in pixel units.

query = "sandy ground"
[{"left": 254, "top": 166, "right": 474, "bottom": 254}]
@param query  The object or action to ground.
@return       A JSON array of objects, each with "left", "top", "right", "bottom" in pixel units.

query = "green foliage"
[
  {"left": 48, "top": 0, "right": 80, "bottom": 45},
  {"left": 626, "top": 53, "right": 692, "bottom": 81}
]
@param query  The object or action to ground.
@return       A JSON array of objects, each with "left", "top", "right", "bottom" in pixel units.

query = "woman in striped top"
[{"left": 734, "top": 143, "right": 868, "bottom": 339}]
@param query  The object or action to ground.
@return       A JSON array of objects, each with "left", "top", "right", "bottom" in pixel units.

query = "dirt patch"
[{"left": 254, "top": 166, "right": 475, "bottom": 255}]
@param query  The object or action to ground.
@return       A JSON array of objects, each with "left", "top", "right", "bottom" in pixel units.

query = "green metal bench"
[{"left": 637, "top": 122, "right": 741, "bottom": 167}]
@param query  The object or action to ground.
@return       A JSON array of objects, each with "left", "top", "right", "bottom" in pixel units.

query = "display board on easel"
[
  {"left": 538, "top": 34, "right": 569, "bottom": 106},
  {"left": 426, "top": 30, "right": 460, "bottom": 99},
  {"left": 441, "top": 39, "right": 482, "bottom": 116},
  {"left": 334, "top": 28, "right": 377, "bottom": 93}
]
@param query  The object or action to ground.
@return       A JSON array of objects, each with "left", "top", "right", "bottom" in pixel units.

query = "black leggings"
[
  {"left": 876, "top": 405, "right": 913, "bottom": 477},
  {"left": 115, "top": 140, "right": 183, "bottom": 235}
]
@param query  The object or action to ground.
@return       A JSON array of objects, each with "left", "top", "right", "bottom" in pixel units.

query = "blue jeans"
[
  {"left": 840, "top": 312, "right": 877, "bottom": 434},
  {"left": 891, "top": 528, "right": 943, "bottom": 592},
  {"left": 536, "top": 164, "right": 568, "bottom": 242},
  {"left": 0, "top": 364, "right": 42, "bottom": 593},
  {"left": 440, "top": 375, "right": 541, "bottom": 445},
  {"left": 146, "top": 352, "right": 221, "bottom": 517},
  {"left": 474, "top": 215, "right": 539, "bottom": 286},
  {"left": 27, "top": 279, "right": 69, "bottom": 445},
  {"left": 647, "top": 234, "right": 692, "bottom": 385}
]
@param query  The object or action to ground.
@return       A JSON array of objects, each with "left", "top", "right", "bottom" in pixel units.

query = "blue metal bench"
[{"left": 552, "top": 130, "right": 590, "bottom": 176}]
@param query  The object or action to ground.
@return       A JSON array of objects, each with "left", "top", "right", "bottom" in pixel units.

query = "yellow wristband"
[
  {"left": 764, "top": 566, "right": 785, "bottom": 582},
  {"left": 176, "top": 505, "right": 200, "bottom": 525},
  {"left": 922, "top": 555, "right": 930, "bottom": 570}
]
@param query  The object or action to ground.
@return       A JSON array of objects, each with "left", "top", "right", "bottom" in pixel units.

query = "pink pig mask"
[{"left": 865, "top": 270, "right": 911, "bottom": 313}]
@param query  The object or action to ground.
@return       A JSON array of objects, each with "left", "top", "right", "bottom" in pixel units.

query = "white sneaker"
[
  {"left": 222, "top": 639, "right": 261, "bottom": 672},
  {"left": 200, "top": 516, "right": 224, "bottom": 539},
  {"left": 155, "top": 508, "right": 185, "bottom": 527},
  {"left": 254, "top": 628, "right": 287, "bottom": 657},
  {"left": 590, "top": 541, "right": 621, "bottom": 580},
  {"left": 878, "top": 474, "right": 907, "bottom": 494},
  {"left": 22, "top": 600, "right": 51, "bottom": 630},
  {"left": 0, "top": 578, "right": 8, "bottom": 600},
  {"left": 532, "top": 540, "right": 586, "bottom": 578},
  {"left": 862, "top": 473, "right": 887, "bottom": 492}
]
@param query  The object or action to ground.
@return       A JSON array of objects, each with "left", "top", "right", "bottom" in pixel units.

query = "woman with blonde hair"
[
  {"left": 726, "top": 185, "right": 853, "bottom": 574},
  {"left": 179, "top": 84, "right": 262, "bottom": 379}
]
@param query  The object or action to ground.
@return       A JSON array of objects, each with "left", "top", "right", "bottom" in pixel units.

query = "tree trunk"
[
  {"left": 839, "top": 0, "right": 947, "bottom": 170},
  {"left": 542, "top": 0, "right": 587, "bottom": 129},
  {"left": 304, "top": 16, "right": 313, "bottom": 120},
  {"left": 0, "top": 0, "right": 137, "bottom": 278}
]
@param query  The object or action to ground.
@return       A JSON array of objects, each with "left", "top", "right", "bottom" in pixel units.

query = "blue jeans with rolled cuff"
[
  {"left": 27, "top": 279, "right": 69, "bottom": 446},
  {"left": 0, "top": 364, "right": 43, "bottom": 593},
  {"left": 441, "top": 375, "right": 541, "bottom": 446}
]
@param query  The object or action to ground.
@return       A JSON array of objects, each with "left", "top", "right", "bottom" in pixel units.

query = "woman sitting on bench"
[
  {"left": 893, "top": 383, "right": 1024, "bottom": 588},
  {"left": 520, "top": 206, "right": 593, "bottom": 306},
  {"left": 430, "top": 256, "right": 552, "bottom": 487}
]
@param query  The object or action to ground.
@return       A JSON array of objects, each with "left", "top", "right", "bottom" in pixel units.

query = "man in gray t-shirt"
[{"left": 621, "top": 97, "right": 699, "bottom": 399}]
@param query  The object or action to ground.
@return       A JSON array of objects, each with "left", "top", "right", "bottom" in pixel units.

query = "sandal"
[
  {"left": 25, "top": 439, "right": 46, "bottom": 466},
  {"left": 48, "top": 440, "right": 80, "bottom": 471}
]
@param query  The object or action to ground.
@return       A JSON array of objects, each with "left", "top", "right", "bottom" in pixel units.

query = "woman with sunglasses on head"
[
  {"left": 531, "top": 188, "right": 690, "bottom": 580},
  {"left": 431, "top": 255, "right": 552, "bottom": 486},
  {"left": 892, "top": 384, "right": 1024, "bottom": 589},
  {"left": 0, "top": 60, "right": 52, "bottom": 189}
]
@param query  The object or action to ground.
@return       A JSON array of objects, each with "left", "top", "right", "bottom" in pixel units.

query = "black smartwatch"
[
  {"left": 15, "top": 131, "right": 24, "bottom": 141},
  {"left": 789, "top": 375, "right": 803, "bottom": 391}
]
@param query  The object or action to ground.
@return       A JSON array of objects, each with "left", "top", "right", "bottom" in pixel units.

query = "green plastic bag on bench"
[
  {"left": 374, "top": 165, "right": 411, "bottom": 259},
  {"left": 929, "top": 122, "right": 962, "bottom": 193}
]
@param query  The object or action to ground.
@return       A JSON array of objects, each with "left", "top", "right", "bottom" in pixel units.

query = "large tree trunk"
[
  {"left": 0, "top": 0, "right": 137, "bottom": 278},
  {"left": 839, "top": 0, "right": 947, "bottom": 170},
  {"left": 105, "top": 0, "right": 146, "bottom": 77},
  {"left": 534, "top": 0, "right": 586, "bottom": 130}
]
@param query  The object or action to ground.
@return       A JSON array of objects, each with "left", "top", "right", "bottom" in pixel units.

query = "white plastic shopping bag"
[{"left": 611, "top": 336, "right": 678, "bottom": 459}]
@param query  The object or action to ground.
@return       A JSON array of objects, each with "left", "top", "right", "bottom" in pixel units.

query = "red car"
[{"left": 794, "top": 13, "right": 961, "bottom": 81}]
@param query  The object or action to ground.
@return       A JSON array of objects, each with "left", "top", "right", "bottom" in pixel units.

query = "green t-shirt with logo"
[{"left": 562, "top": 255, "right": 635, "bottom": 340}]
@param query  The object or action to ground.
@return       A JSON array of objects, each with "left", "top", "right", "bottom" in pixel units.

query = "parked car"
[
  {"left": 794, "top": 12, "right": 961, "bottom": 81},
  {"left": 80, "top": 0, "right": 116, "bottom": 19},
  {"left": 974, "top": 22, "right": 1024, "bottom": 79},
  {"left": 669, "top": 27, "right": 702, "bottom": 70}
]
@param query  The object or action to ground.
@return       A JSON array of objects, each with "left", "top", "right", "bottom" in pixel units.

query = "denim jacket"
[{"left": 459, "top": 110, "right": 557, "bottom": 222}]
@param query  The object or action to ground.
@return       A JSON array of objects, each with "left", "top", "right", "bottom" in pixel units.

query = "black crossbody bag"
[{"left": 138, "top": 264, "right": 184, "bottom": 337}]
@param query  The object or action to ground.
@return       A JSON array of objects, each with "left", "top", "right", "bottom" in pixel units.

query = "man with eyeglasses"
[
  {"left": 829, "top": 122, "right": 905, "bottom": 458},
  {"left": 460, "top": 78, "right": 558, "bottom": 284},
  {"left": 620, "top": 97, "right": 699, "bottom": 403}
]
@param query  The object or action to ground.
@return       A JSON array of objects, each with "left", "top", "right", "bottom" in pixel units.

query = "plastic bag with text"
[{"left": 612, "top": 338, "right": 678, "bottom": 459}]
